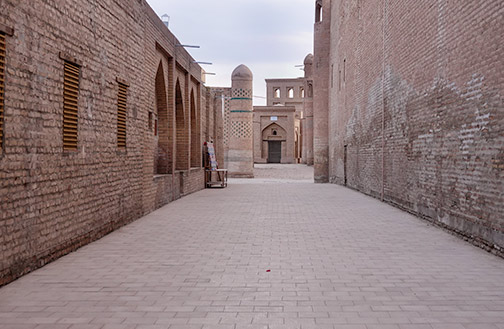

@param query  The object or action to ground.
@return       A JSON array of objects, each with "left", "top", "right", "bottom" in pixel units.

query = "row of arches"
[{"left": 154, "top": 61, "right": 201, "bottom": 175}]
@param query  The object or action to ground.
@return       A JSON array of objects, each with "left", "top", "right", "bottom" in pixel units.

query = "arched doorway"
[
  {"left": 175, "top": 80, "right": 188, "bottom": 171},
  {"left": 155, "top": 61, "right": 171, "bottom": 174},
  {"left": 262, "top": 123, "right": 287, "bottom": 163},
  {"left": 190, "top": 89, "right": 200, "bottom": 168}
]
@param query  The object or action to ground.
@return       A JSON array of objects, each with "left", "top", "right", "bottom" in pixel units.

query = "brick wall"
[
  {"left": 320, "top": 0, "right": 504, "bottom": 253},
  {"left": 302, "top": 55, "right": 314, "bottom": 166},
  {"left": 0, "top": 0, "right": 222, "bottom": 286},
  {"left": 182, "top": 168, "right": 205, "bottom": 196},
  {"left": 313, "top": 0, "right": 331, "bottom": 183}
]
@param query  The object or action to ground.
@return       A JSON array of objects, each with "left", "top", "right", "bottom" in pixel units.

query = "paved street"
[
  {"left": 253, "top": 164, "right": 314, "bottom": 182},
  {"left": 1, "top": 164, "right": 503, "bottom": 329}
]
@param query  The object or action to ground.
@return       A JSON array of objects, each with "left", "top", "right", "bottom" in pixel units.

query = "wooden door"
[{"left": 268, "top": 141, "right": 282, "bottom": 163}]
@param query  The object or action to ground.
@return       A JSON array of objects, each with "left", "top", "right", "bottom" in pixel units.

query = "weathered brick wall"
[
  {"left": 313, "top": 0, "right": 331, "bottom": 183},
  {"left": 0, "top": 0, "right": 222, "bottom": 286},
  {"left": 325, "top": 0, "right": 504, "bottom": 253},
  {"left": 302, "top": 54, "right": 314, "bottom": 166},
  {"left": 182, "top": 168, "right": 205, "bottom": 196}
]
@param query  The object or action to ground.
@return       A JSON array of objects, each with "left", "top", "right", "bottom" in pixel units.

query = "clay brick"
[
  {"left": 0, "top": 0, "right": 224, "bottom": 286},
  {"left": 313, "top": 0, "right": 504, "bottom": 253}
]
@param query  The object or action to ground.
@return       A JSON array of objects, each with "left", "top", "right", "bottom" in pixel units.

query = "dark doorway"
[
  {"left": 268, "top": 141, "right": 282, "bottom": 163},
  {"left": 154, "top": 62, "right": 170, "bottom": 174}
]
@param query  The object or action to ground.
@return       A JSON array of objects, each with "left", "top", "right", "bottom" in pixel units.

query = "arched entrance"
[
  {"left": 190, "top": 89, "right": 200, "bottom": 168},
  {"left": 262, "top": 123, "right": 287, "bottom": 163},
  {"left": 155, "top": 61, "right": 171, "bottom": 174},
  {"left": 175, "top": 79, "right": 188, "bottom": 171}
]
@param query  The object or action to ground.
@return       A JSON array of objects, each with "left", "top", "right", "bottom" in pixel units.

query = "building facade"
[
  {"left": 312, "top": 0, "right": 504, "bottom": 253},
  {"left": 0, "top": 0, "right": 224, "bottom": 286},
  {"left": 253, "top": 106, "right": 296, "bottom": 164},
  {"left": 265, "top": 78, "right": 306, "bottom": 162}
]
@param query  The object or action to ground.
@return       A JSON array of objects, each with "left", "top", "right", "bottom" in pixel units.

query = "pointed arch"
[
  {"left": 261, "top": 123, "right": 287, "bottom": 163},
  {"left": 190, "top": 88, "right": 200, "bottom": 167},
  {"left": 175, "top": 79, "right": 188, "bottom": 170},
  {"left": 262, "top": 122, "right": 287, "bottom": 141},
  {"left": 155, "top": 61, "right": 171, "bottom": 174}
]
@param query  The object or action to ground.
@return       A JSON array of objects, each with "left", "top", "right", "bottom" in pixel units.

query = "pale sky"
[{"left": 145, "top": 0, "right": 314, "bottom": 105}]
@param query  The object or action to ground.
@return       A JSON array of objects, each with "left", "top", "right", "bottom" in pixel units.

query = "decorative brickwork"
[
  {"left": 232, "top": 88, "right": 252, "bottom": 99},
  {"left": 228, "top": 64, "right": 254, "bottom": 177},
  {"left": 230, "top": 120, "right": 253, "bottom": 139},
  {"left": 223, "top": 97, "right": 231, "bottom": 145}
]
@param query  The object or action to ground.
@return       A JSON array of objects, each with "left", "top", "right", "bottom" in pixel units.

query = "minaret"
[{"left": 228, "top": 64, "right": 254, "bottom": 178}]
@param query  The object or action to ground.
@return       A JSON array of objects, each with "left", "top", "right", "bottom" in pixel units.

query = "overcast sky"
[{"left": 146, "top": 0, "right": 314, "bottom": 105}]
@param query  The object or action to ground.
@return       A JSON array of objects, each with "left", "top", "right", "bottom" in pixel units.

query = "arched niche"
[
  {"left": 175, "top": 79, "right": 188, "bottom": 171},
  {"left": 190, "top": 88, "right": 200, "bottom": 168},
  {"left": 262, "top": 122, "right": 287, "bottom": 141},
  {"left": 155, "top": 61, "right": 171, "bottom": 174}
]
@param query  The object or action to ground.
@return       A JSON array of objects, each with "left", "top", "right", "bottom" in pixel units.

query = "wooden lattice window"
[
  {"left": 117, "top": 83, "right": 128, "bottom": 148},
  {"left": 0, "top": 32, "right": 5, "bottom": 151},
  {"left": 63, "top": 61, "right": 80, "bottom": 151}
]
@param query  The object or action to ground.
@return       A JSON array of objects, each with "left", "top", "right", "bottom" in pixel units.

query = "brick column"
[
  {"left": 313, "top": 0, "right": 331, "bottom": 183},
  {"left": 303, "top": 54, "right": 314, "bottom": 166}
]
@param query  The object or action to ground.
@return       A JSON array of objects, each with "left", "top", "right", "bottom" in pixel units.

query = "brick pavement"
[
  {"left": 1, "top": 165, "right": 503, "bottom": 329},
  {"left": 253, "top": 164, "right": 314, "bottom": 181}
]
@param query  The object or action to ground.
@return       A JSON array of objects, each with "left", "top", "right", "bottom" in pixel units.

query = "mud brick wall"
[
  {"left": 313, "top": 0, "right": 331, "bottom": 183},
  {"left": 324, "top": 0, "right": 503, "bottom": 253},
  {"left": 182, "top": 169, "right": 205, "bottom": 196},
  {"left": 0, "top": 0, "right": 222, "bottom": 286}
]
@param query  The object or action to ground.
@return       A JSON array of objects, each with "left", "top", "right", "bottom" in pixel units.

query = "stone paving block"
[
  {"left": 0, "top": 169, "right": 503, "bottom": 329},
  {"left": 135, "top": 325, "right": 169, "bottom": 329},
  {"left": 100, "top": 325, "right": 136, "bottom": 329},
  {"left": 167, "top": 325, "right": 203, "bottom": 329},
  {"left": 67, "top": 325, "right": 103, "bottom": 329}
]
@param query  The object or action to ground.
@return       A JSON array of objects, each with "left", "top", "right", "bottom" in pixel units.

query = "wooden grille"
[
  {"left": 0, "top": 33, "right": 5, "bottom": 150},
  {"left": 63, "top": 61, "right": 80, "bottom": 150},
  {"left": 117, "top": 83, "right": 127, "bottom": 148}
]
